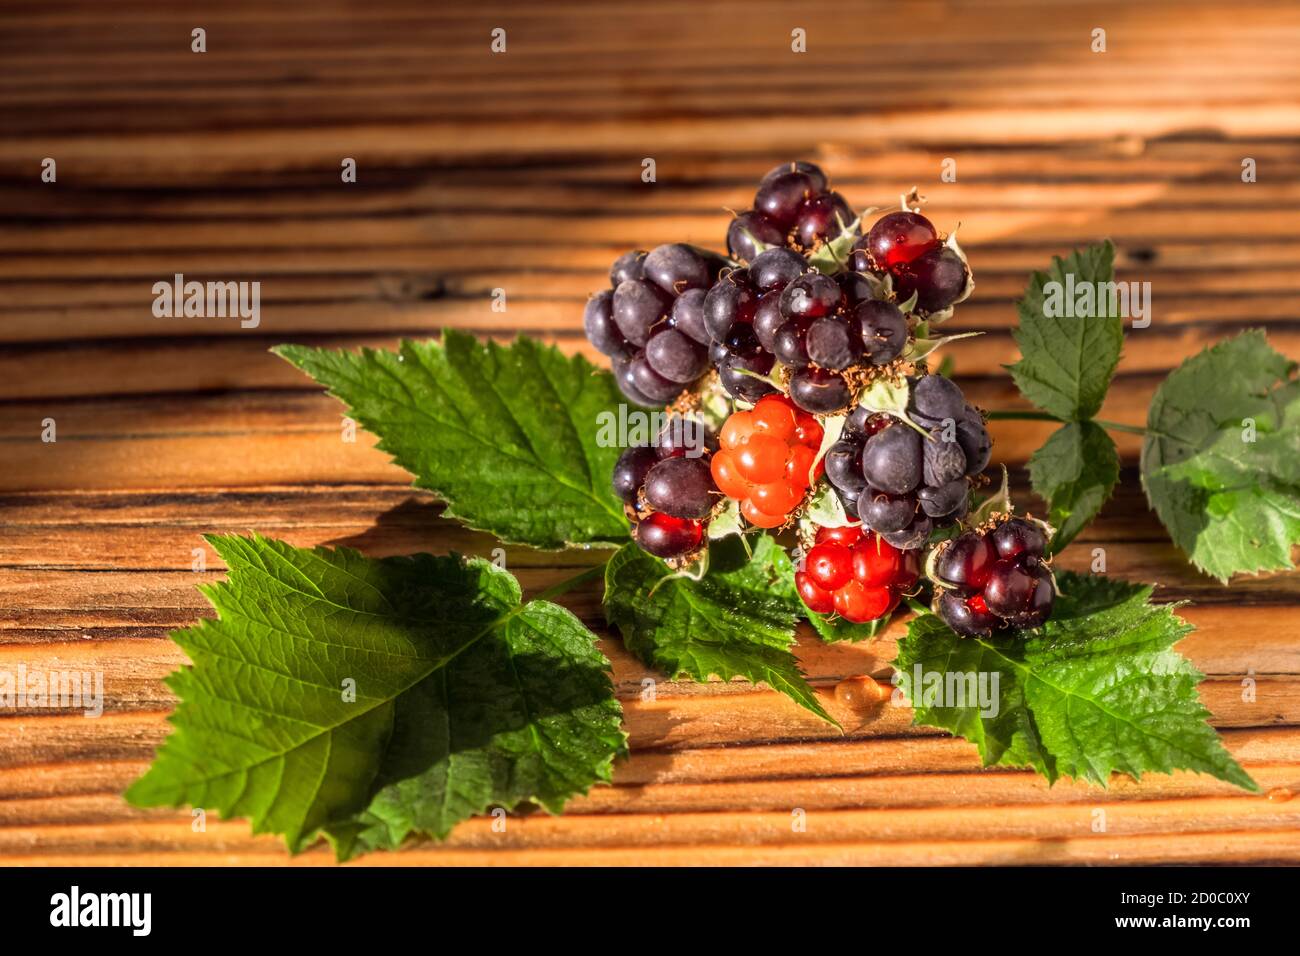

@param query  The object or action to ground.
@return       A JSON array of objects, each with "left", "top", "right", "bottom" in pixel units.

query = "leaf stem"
[
  {"left": 984, "top": 410, "right": 1147, "bottom": 436},
  {"left": 983, "top": 410, "right": 1058, "bottom": 423},
  {"left": 1094, "top": 418, "right": 1148, "bottom": 436}
]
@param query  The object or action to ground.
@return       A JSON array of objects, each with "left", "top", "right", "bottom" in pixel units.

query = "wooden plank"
[{"left": 2, "top": 0, "right": 1298, "bottom": 866}]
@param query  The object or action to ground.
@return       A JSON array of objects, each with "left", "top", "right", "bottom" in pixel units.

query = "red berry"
[
  {"left": 785, "top": 444, "right": 817, "bottom": 489},
  {"left": 710, "top": 450, "right": 751, "bottom": 500},
  {"left": 751, "top": 396, "right": 797, "bottom": 441},
  {"left": 734, "top": 433, "right": 788, "bottom": 483},
  {"left": 833, "top": 580, "right": 897, "bottom": 623},
  {"left": 794, "top": 411, "right": 823, "bottom": 448},
  {"left": 750, "top": 479, "right": 801, "bottom": 516},
  {"left": 719, "top": 410, "right": 755, "bottom": 450},
  {"left": 740, "top": 497, "right": 786, "bottom": 529},
  {"left": 865, "top": 211, "right": 940, "bottom": 271},
  {"left": 634, "top": 513, "right": 703, "bottom": 559},
  {"left": 806, "top": 542, "right": 853, "bottom": 590},
  {"left": 816, "top": 524, "right": 862, "bottom": 547},
  {"left": 851, "top": 536, "right": 901, "bottom": 588},
  {"left": 796, "top": 571, "right": 835, "bottom": 614}
]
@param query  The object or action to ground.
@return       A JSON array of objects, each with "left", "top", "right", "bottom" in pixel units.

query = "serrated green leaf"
[
  {"left": 1008, "top": 241, "right": 1123, "bottom": 421},
  {"left": 895, "top": 572, "right": 1256, "bottom": 791},
  {"left": 275, "top": 332, "right": 629, "bottom": 549},
  {"left": 1028, "top": 420, "right": 1121, "bottom": 551},
  {"left": 603, "top": 534, "right": 837, "bottom": 725},
  {"left": 1141, "top": 329, "right": 1300, "bottom": 582},
  {"left": 800, "top": 595, "right": 889, "bottom": 643},
  {"left": 126, "top": 534, "right": 626, "bottom": 859}
]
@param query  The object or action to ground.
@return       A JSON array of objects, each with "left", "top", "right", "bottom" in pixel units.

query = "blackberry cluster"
[
  {"left": 823, "top": 375, "right": 992, "bottom": 551},
  {"left": 584, "top": 243, "right": 728, "bottom": 405},
  {"left": 726, "top": 161, "right": 856, "bottom": 262},
  {"left": 933, "top": 517, "right": 1055, "bottom": 635},
  {"left": 611, "top": 415, "right": 720, "bottom": 560},
  {"left": 851, "top": 211, "right": 969, "bottom": 315},
  {"left": 703, "top": 251, "right": 908, "bottom": 415},
  {"left": 702, "top": 246, "right": 801, "bottom": 404},
  {"left": 796, "top": 525, "right": 920, "bottom": 624}
]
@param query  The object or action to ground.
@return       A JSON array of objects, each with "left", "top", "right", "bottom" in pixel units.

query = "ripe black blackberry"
[
  {"left": 612, "top": 415, "right": 720, "bottom": 559},
  {"left": 850, "top": 209, "right": 972, "bottom": 315},
  {"left": 932, "top": 516, "right": 1055, "bottom": 635},
  {"left": 772, "top": 271, "right": 911, "bottom": 415},
  {"left": 703, "top": 247, "right": 808, "bottom": 404},
  {"left": 822, "top": 375, "right": 992, "bottom": 550},
  {"left": 703, "top": 248, "right": 912, "bottom": 414},
  {"left": 726, "top": 161, "right": 857, "bottom": 262},
  {"left": 584, "top": 243, "right": 729, "bottom": 406}
]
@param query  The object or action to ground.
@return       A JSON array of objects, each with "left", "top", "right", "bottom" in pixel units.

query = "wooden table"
[{"left": 2, "top": 0, "right": 1299, "bottom": 865}]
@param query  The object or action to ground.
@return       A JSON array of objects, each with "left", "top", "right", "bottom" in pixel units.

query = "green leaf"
[
  {"left": 126, "top": 534, "right": 626, "bottom": 859},
  {"left": 1141, "top": 329, "right": 1300, "bottom": 581},
  {"left": 801, "top": 596, "right": 889, "bottom": 643},
  {"left": 1028, "top": 420, "right": 1120, "bottom": 551},
  {"left": 603, "top": 534, "right": 837, "bottom": 726},
  {"left": 895, "top": 572, "right": 1256, "bottom": 791},
  {"left": 1008, "top": 241, "right": 1123, "bottom": 421},
  {"left": 275, "top": 332, "right": 629, "bottom": 549}
]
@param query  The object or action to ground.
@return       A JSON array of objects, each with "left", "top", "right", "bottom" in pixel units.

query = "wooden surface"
[{"left": 2, "top": 0, "right": 1299, "bottom": 865}]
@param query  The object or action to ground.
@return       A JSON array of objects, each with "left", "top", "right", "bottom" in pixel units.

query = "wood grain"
[{"left": 2, "top": 0, "right": 1299, "bottom": 866}]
